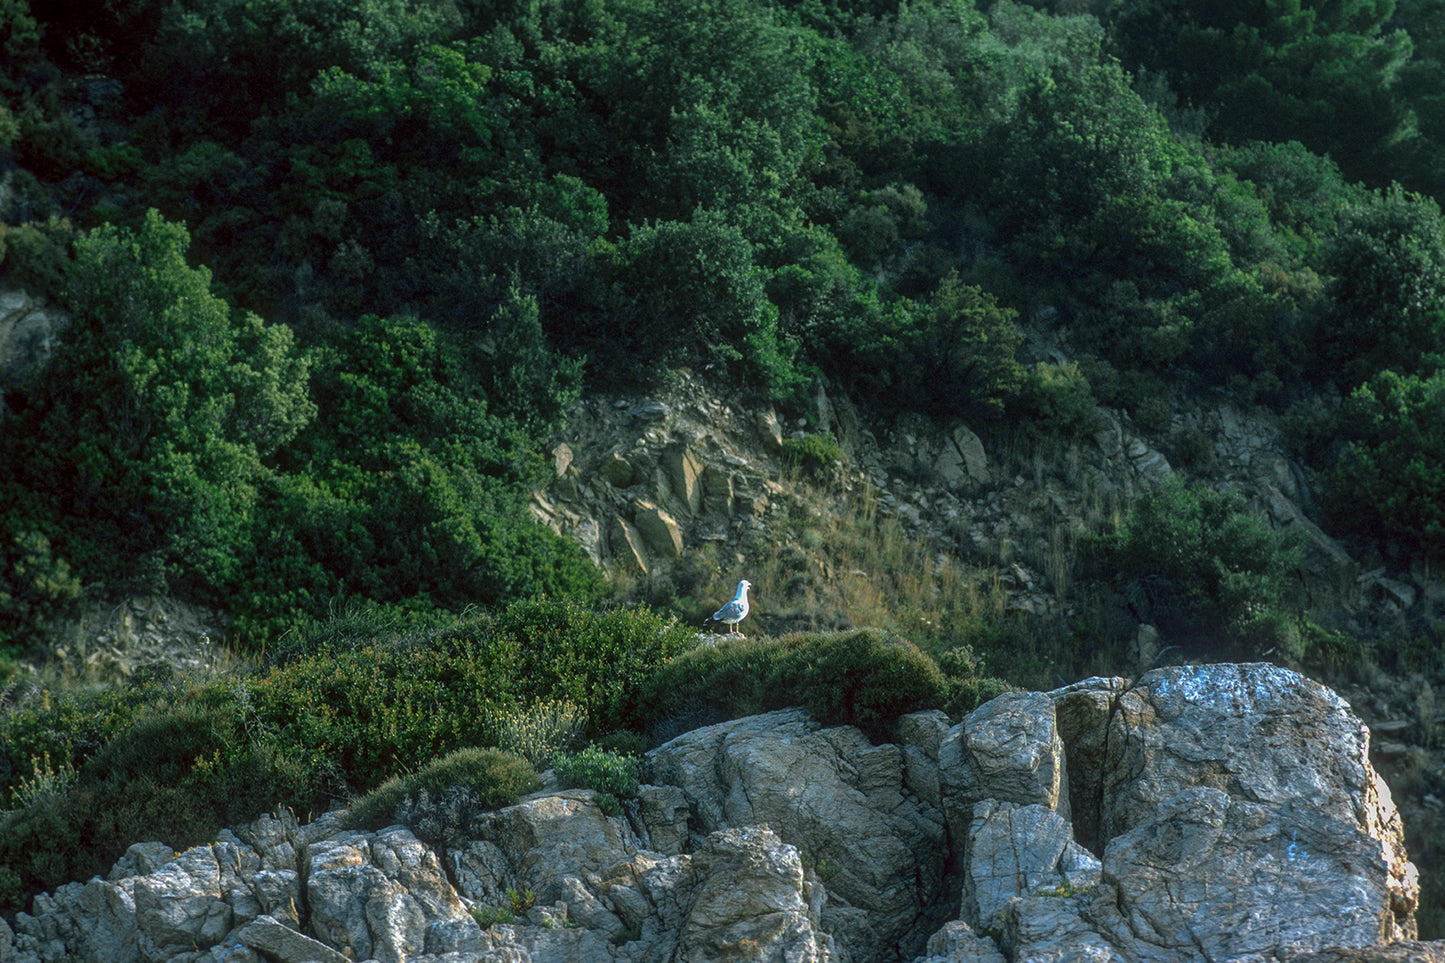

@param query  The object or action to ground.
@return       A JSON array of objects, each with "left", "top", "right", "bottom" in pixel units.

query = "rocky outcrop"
[
  {"left": 0, "top": 288, "right": 68, "bottom": 420},
  {"left": 4, "top": 663, "right": 1439, "bottom": 963}
]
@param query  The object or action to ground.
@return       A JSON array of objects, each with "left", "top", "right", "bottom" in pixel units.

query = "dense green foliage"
[
  {"left": 1326, "top": 368, "right": 1445, "bottom": 560},
  {"left": 0, "top": 0, "right": 1442, "bottom": 654},
  {"left": 0, "top": 598, "right": 689, "bottom": 909},
  {"left": 1087, "top": 479, "right": 1303, "bottom": 657},
  {"left": 344, "top": 747, "right": 540, "bottom": 838},
  {"left": 1, "top": 0, "right": 1444, "bottom": 924},
  {"left": 635, "top": 628, "right": 1009, "bottom": 740}
]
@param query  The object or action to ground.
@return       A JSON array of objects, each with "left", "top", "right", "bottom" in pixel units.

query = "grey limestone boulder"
[
  {"left": 939, "top": 690, "right": 1069, "bottom": 837},
  {"left": 647, "top": 707, "right": 948, "bottom": 963}
]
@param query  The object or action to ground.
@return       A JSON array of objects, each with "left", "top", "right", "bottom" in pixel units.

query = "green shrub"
[
  {"left": 493, "top": 698, "right": 586, "bottom": 767},
  {"left": 0, "top": 692, "right": 312, "bottom": 913},
  {"left": 553, "top": 746, "right": 641, "bottom": 799},
  {"left": 1323, "top": 369, "right": 1445, "bottom": 562},
  {"left": 636, "top": 629, "right": 952, "bottom": 740},
  {"left": 344, "top": 747, "right": 538, "bottom": 837},
  {"left": 1087, "top": 478, "right": 1299, "bottom": 656},
  {"left": 1019, "top": 361, "right": 1097, "bottom": 437},
  {"left": 251, "top": 639, "right": 512, "bottom": 794},
  {"left": 781, "top": 434, "right": 843, "bottom": 470},
  {"left": 470, "top": 596, "right": 696, "bottom": 735},
  {"left": 0, "top": 529, "right": 83, "bottom": 655}
]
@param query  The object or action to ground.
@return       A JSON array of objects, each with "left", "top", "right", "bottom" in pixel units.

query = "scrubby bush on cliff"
[
  {"left": 635, "top": 628, "right": 1004, "bottom": 741},
  {"left": 0, "top": 691, "right": 311, "bottom": 912},
  {"left": 1324, "top": 368, "right": 1445, "bottom": 562},
  {"left": 344, "top": 747, "right": 539, "bottom": 840},
  {"left": 1086, "top": 478, "right": 1301, "bottom": 657}
]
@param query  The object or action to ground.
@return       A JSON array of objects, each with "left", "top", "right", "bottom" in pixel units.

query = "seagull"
[{"left": 711, "top": 579, "right": 752, "bottom": 635}]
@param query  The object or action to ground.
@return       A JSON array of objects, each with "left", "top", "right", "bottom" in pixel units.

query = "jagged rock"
[
  {"left": 898, "top": 710, "right": 951, "bottom": 809},
  {"left": 1286, "top": 943, "right": 1445, "bottom": 962},
  {"left": 1091, "top": 663, "right": 1418, "bottom": 959},
  {"left": 109, "top": 843, "right": 175, "bottom": 882},
  {"left": 934, "top": 424, "right": 990, "bottom": 488},
  {"left": 1261, "top": 482, "right": 1359, "bottom": 591},
  {"left": 601, "top": 451, "right": 635, "bottom": 487},
  {"left": 231, "top": 915, "right": 347, "bottom": 963},
  {"left": 960, "top": 801, "right": 1085, "bottom": 928},
  {"left": 1124, "top": 437, "right": 1172, "bottom": 483},
  {"left": 6, "top": 664, "right": 1441, "bottom": 963},
  {"left": 999, "top": 894, "right": 1119, "bottom": 963},
  {"left": 630, "top": 783, "right": 691, "bottom": 856},
  {"left": 133, "top": 845, "right": 235, "bottom": 961},
  {"left": 550, "top": 442, "right": 574, "bottom": 477},
  {"left": 609, "top": 516, "right": 649, "bottom": 573},
  {"left": 664, "top": 446, "right": 704, "bottom": 515},
  {"left": 1097, "top": 785, "right": 1411, "bottom": 961},
  {"left": 756, "top": 409, "right": 784, "bottom": 451},
  {"left": 939, "top": 690, "right": 1069, "bottom": 833},
  {"left": 910, "top": 920, "right": 1006, "bottom": 963},
  {"left": 648, "top": 708, "right": 947, "bottom": 963},
  {"left": 630, "top": 401, "right": 669, "bottom": 422},
  {"left": 307, "top": 825, "right": 477, "bottom": 963},
  {"left": 0, "top": 288, "right": 68, "bottom": 401},
  {"left": 1100, "top": 664, "right": 1406, "bottom": 848},
  {"left": 631, "top": 500, "right": 684, "bottom": 559},
  {"left": 1049, "top": 677, "right": 1127, "bottom": 853},
  {"left": 701, "top": 463, "right": 735, "bottom": 516},
  {"left": 456, "top": 789, "right": 642, "bottom": 938},
  {"left": 644, "top": 826, "right": 834, "bottom": 963}
]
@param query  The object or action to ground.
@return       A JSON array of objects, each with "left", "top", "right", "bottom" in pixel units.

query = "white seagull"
[{"left": 711, "top": 579, "right": 752, "bottom": 635}]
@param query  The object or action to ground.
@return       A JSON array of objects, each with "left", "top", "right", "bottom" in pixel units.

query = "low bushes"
[
  {"left": 0, "top": 696, "right": 311, "bottom": 911},
  {"left": 1085, "top": 478, "right": 1300, "bottom": 658},
  {"left": 344, "top": 748, "right": 539, "bottom": 840},
  {"left": 0, "top": 604, "right": 1010, "bottom": 913},
  {"left": 634, "top": 628, "right": 1005, "bottom": 740}
]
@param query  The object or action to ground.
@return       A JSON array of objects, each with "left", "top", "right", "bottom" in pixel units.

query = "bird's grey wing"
[{"left": 713, "top": 600, "right": 744, "bottom": 620}]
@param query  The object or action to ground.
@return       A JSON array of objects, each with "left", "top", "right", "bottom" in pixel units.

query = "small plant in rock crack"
[
  {"left": 471, "top": 905, "right": 515, "bottom": 927},
  {"left": 800, "top": 852, "right": 840, "bottom": 884},
  {"left": 507, "top": 887, "right": 537, "bottom": 913}
]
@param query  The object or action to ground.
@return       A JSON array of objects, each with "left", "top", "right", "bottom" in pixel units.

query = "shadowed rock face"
[{"left": 2, "top": 663, "right": 1435, "bottom": 963}]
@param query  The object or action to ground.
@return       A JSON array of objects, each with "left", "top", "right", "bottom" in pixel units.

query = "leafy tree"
[
  {"left": 270, "top": 315, "right": 601, "bottom": 620},
  {"left": 850, "top": 272, "right": 1024, "bottom": 420},
  {"left": 1106, "top": 0, "right": 1415, "bottom": 187},
  {"left": 481, "top": 286, "right": 585, "bottom": 436},
  {"left": 0, "top": 211, "right": 313, "bottom": 601},
  {"left": 1090, "top": 478, "right": 1300, "bottom": 656},
  {"left": 614, "top": 210, "right": 802, "bottom": 393},
  {"left": 1315, "top": 184, "right": 1445, "bottom": 385},
  {"left": 1325, "top": 368, "right": 1445, "bottom": 561}
]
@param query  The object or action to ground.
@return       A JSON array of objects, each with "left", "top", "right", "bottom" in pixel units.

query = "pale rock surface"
[
  {"left": 909, "top": 920, "right": 1006, "bottom": 963},
  {"left": 939, "top": 690, "right": 1069, "bottom": 832},
  {"left": 631, "top": 500, "right": 684, "bottom": 558},
  {"left": 4, "top": 663, "right": 1441, "bottom": 963},
  {"left": 898, "top": 709, "right": 952, "bottom": 809},
  {"left": 232, "top": 915, "right": 348, "bottom": 963},
  {"left": 647, "top": 708, "right": 948, "bottom": 963},
  {"left": 643, "top": 826, "right": 834, "bottom": 963},
  {"left": 959, "top": 801, "right": 1099, "bottom": 930}
]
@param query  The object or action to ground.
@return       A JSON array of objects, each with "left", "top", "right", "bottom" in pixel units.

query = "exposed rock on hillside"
[
  {"left": 531, "top": 372, "right": 1435, "bottom": 638},
  {"left": 0, "top": 288, "right": 67, "bottom": 421},
  {"left": 3, "top": 663, "right": 1438, "bottom": 963}
]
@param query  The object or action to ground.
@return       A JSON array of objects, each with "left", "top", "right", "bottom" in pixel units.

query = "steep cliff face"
[{"left": 4, "top": 663, "right": 1439, "bottom": 963}]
